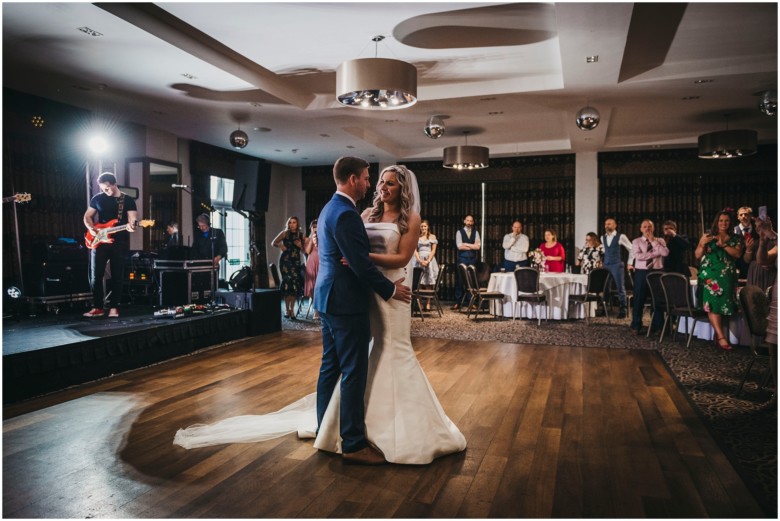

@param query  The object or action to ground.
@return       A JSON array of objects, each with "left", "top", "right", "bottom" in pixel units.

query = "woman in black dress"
[{"left": 272, "top": 216, "right": 305, "bottom": 318}]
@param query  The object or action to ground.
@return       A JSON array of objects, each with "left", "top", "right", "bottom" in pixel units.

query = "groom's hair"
[{"left": 333, "top": 156, "right": 370, "bottom": 185}]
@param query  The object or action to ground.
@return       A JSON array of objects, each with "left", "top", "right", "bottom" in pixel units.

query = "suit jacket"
[
  {"left": 313, "top": 193, "right": 394, "bottom": 315},
  {"left": 734, "top": 224, "right": 757, "bottom": 275}
]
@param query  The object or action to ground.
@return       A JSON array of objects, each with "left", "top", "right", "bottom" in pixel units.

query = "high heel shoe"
[{"left": 715, "top": 336, "right": 733, "bottom": 351}]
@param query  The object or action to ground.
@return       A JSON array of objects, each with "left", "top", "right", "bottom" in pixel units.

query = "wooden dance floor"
[{"left": 3, "top": 331, "right": 763, "bottom": 518}]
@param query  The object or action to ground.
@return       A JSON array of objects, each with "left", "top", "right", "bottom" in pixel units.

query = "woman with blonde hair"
[
  {"left": 413, "top": 219, "right": 439, "bottom": 310},
  {"left": 272, "top": 216, "right": 305, "bottom": 319}
]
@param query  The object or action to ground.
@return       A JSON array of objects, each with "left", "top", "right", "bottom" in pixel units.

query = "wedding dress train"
[{"left": 174, "top": 223, "right": 466, "bottom": 464}]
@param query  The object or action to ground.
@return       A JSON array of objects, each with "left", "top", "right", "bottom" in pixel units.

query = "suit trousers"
[
  {"left": 316, "top": 311, "right": 372, "bottom": 454},
  {"left": 603, "top": 261, "right": 627, "bottom": 309}
]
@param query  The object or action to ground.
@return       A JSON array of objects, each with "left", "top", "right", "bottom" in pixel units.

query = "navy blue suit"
[{"left": 313, "top": 193, "right": 394, "bottom": 453}]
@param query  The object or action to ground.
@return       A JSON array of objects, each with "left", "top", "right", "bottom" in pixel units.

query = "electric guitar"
[
  {"left": 3, "top": 193, "right": 31, "bottom": 204},
  {"left": 85, "top": 219, "right": 155, "bottom": 250}
]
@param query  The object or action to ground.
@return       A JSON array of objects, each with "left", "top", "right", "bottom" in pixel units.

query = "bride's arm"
[{"left": 370, "top": 213, "right": 421, "bottom": 269}]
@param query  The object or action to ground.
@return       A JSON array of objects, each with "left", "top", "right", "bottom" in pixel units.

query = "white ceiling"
[{"left": 2, "top": 2, "right": 777, "bottom": 167}]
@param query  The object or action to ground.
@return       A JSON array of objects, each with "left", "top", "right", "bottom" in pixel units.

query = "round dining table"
[{"left": 487, "top": 271, "right": 590, "bottom": 320}]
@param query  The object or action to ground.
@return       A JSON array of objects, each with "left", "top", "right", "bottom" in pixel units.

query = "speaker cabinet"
[
  {"left": 216, "top": 289, "right": 281, "bottom": 335},
  {"left": 25, "top": 261, "right": 91, "bottom": 297},
  {"left": 232, "top": 160, "right": 271, "bottom": 214}
]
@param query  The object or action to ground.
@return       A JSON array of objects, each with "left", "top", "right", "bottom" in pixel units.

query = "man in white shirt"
[
  {"left": 501, "top": 220, "right": 530, "bottom": 271},
  {"left": 601, "top": 217, "right": 635, "bottom": 319}
]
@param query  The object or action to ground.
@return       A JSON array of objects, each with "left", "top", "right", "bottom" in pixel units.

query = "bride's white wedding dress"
[{"left": 174, "top": 222, "right": 466, "bottom": 465}]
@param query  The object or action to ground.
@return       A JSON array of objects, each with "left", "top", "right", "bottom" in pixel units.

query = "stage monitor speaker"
[
  {"left": 232, "top": 159, "right": 271, "bottom": 214},
  {"left": 228, "top": 267, "right": 253, "bottom": 291}
]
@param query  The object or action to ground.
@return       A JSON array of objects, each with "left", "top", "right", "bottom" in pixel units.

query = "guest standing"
[
  {"left": 272, "top": 216, "right": 306, "bottom": 319},
  {"left": 452, "top": 214, "right": 480, "bottom": 310},
  {"left": 742, "top": 208, "right": 777, "bottom": 291},
  {"left": 304, "top": 219, "right": 320, "bottom": 320},
  {"left": 602, "top": 217, "right": 635, "bottom": 319},
  {"left": 661, "top": 220, "right": 691, "bottom": 276},
  {"left": 695, "top": 209, "right": 743, "bottom": 350},
  {"left": 734, "top": 206, "right": 759, "bottom": 279},
  {"left": 413, "top": 219, "right": 439, "bottom": 311},
  {"left": 539, "top": 229, "right": 565, "bottom": 273},
  {"left": 756, "top": 216, "right": 778, "bottom": 406},
  {"left": 501, "top": 220, "right": 530, "bottom": 271},
  {"left": 630, "top": 219, "right": 669, "bottom": 335},
  {"left": 575, "top": 232, "right": 604, "bottom": 274}
]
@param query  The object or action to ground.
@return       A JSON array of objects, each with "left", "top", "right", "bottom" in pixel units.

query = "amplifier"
[
  {"left": 25, "top": 260, "right": 91, "bottom": 297},
  {"left": 216, "top": 289, "right": 281, "bottom": 335}
]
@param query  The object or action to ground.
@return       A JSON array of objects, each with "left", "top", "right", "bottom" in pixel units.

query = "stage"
[{"left": 2, "top": 289, "right": 281, "bottom": 404}]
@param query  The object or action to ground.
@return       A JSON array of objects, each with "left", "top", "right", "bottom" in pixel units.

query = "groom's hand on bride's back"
[{"left": 391, "top": 278, "right": 412, "bottom": 303}]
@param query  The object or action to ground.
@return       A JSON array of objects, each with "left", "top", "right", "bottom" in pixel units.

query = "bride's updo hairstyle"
[{"left": 367, "top": 164, "right": 416, "bottom": 235}]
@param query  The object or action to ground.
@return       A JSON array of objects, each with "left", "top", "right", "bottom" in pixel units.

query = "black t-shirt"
[
  {"left": 90, "top": 192, "right": 137, "bottom": 224},
  {"left": 90, "top": 192, "right": 138, "bottom": 245}
]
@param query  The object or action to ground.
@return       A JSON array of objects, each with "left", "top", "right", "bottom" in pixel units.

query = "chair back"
[
  {"left": 646, "top": 271, "right": 665, "bottom": 306},
  {"left": 476, "top": 262, "right": 492, "bottom": 288},
  {"left": 465, "top": 264, "right": 480, "bottom": 294},
  {"left": 411, "top": 266, "right": 424, "bottom": 292},
  {"left": 739, "top": 284, "right": 769, "bottom": 337},
  {"left": 269, "top": 263, "right": 281, "bottom": 288},
  {"left": 514, "top": 267, "right": 540, "bottom": 294},
  {"left": 660, "top": 273, "right": 693, "bottom": 312},
  {"left": 432, "top": 263, "right": 447, "bottom": 292},
  {"left": 586, "top": 267, "right": 610, "bottom": 295}
]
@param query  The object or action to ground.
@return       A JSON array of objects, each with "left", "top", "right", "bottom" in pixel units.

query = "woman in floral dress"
[
  {"left": 272, "top": 216, "right": 305, "bottom": 319},
  {"left": 694, "top": 209, "right": 743, "bottom": 350},
  {"left": 575, "top": 232, "right": 604, "bottom": 274}
]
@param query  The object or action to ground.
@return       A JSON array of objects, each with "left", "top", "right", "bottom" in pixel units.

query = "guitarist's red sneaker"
[
  {"left": 83, "top": 308, "right": 104, "bottom": 318},
  {"left": 108, "top": 308, "right": 119, "bottom": 318}
]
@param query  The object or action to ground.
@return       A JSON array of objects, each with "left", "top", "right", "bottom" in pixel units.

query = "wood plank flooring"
[{"left": 2, "top": 331, "right": 763, "bottom": 518}]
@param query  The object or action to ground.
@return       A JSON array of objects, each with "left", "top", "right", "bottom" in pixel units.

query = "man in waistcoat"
[
  {"left": 452, "top": 214, "right": 481, "bottom": 310},
  {"left": 601, "top": 217, "right": 634, "bottom": 319}
]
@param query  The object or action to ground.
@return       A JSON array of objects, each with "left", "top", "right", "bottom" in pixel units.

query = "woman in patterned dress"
[
  {"left": 694, "top": 209, "right": 743, "bottom": 350},
  {"left": 272, "top": 216, "right": 305, "bottom": 319},
  {"left": 413, "top": 220, "right": 439, "bottom": 311},
  {"left": 575, "top": 232, "right": 604, "bottom": 274}
]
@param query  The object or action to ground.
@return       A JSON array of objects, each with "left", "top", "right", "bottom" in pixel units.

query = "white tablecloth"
[{"left": 487, "top": 272, "right": 589, "bottom": 320}]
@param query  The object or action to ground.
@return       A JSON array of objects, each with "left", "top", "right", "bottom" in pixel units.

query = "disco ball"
[
  {"left": 575, "top": 106, "right": 600, "bottom": 131},
  {"left": 759, "top": 90, "right": 777, "bottom": 116},
  {"left": 229, "top": 129, "right": 249, "bottom": 149},
  {"left": 423, "top": 115, "right": 445, "bottom": 139}
]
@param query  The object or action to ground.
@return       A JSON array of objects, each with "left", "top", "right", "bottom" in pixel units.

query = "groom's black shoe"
[{"left": 343, "top": 445, "right": 385, "bottom": 465}]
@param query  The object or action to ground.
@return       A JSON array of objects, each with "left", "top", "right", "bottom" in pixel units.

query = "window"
[{"left": 210, "top": 176, "right": 250, "bottom": 282}]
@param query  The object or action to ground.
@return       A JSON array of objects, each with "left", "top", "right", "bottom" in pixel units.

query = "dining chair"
[
  {"left": 513, "top": 267, "right": 547, "bottom": 325},
  {"left": 645, "top": 271, "right": 665, "bottom": 339},
  {"left": 659, "top": 273, "right": 710, "bottom": 347},
  {"left": 415, "top": 263, "right": 446, "bottom": 317},
  {"left": 465, "top": 264, "right": 505, "bottom": 320},
  {"left": 569, "top": 267, "right": 611, "bottom": 324},
  {"left": 410, "top": 266, "right": 426, "bottom": 321},
  {"left": 269, "top": 263, "right": 281, "bottom": 288},
  {"left": 736, "top": 284, "right": 771, "bottom": 396},
  {"left": 456, "top": 263, "right": 471, "bottom": 311}
]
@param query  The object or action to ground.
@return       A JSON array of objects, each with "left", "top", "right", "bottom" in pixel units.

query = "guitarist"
[{"left": 82, "top": 172, "right": 138, "bottom": 318}]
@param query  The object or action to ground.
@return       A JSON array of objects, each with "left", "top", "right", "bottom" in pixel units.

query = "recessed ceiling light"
[
  {"left": 384, "top": 119, "right": 398, "bottom": 123},
  {"left": 250, "top": 102, "right": 262, "bottom": 107},
  {"left": 253, "top": 127, "right": 271, "bottom": 132},
  {"left": 586, "top": 55, "right": 598, "bottom": 63},
  {"left": 480, "top": 97, "right": 497, "bottom": 101},
  {"left": 694, "top": 79, "right": 714, "bottom": 84},
  {"left": 681, "top": 96, "right": 700, "bottom": 101},
  {"left": 77, "top": 26, "right": 103, "bottom": 37},
  {"left": 181, "top": 73, "right": 196, "bottom": 80},
  {"left": 488, "top": 111, "right": 503, "bottom": 115}
]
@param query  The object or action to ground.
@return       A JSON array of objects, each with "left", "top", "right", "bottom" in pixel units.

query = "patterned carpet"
[{"left": 284, "top": 304, "right": 778, "bottom": 517}]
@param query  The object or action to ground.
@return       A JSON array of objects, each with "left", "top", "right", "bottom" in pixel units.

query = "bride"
[{"left": 174, "top": 165, "right": 466, "bottom": 465}]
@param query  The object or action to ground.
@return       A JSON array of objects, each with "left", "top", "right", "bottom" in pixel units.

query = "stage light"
[
  {"left": 6, "top": 286, "right": 22, "bottom": 299},
  {"left": 88, "top": 136, "right": 108, "bottom": 154}
]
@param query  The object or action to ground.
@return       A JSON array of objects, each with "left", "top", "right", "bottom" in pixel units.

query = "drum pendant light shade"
[
  {"left": 443, "top": 145, "right": 490, "bottom": 170},
  {"left": 697, "top": 129, "right": 757, "bottom": 158},
  {"left": 336, "top": 58, "right": 417, "bottom": 110}
]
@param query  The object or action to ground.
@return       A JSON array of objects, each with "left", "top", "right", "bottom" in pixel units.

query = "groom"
[{"left": 314, "top": 156, "right": 411, "bottom": 465}]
